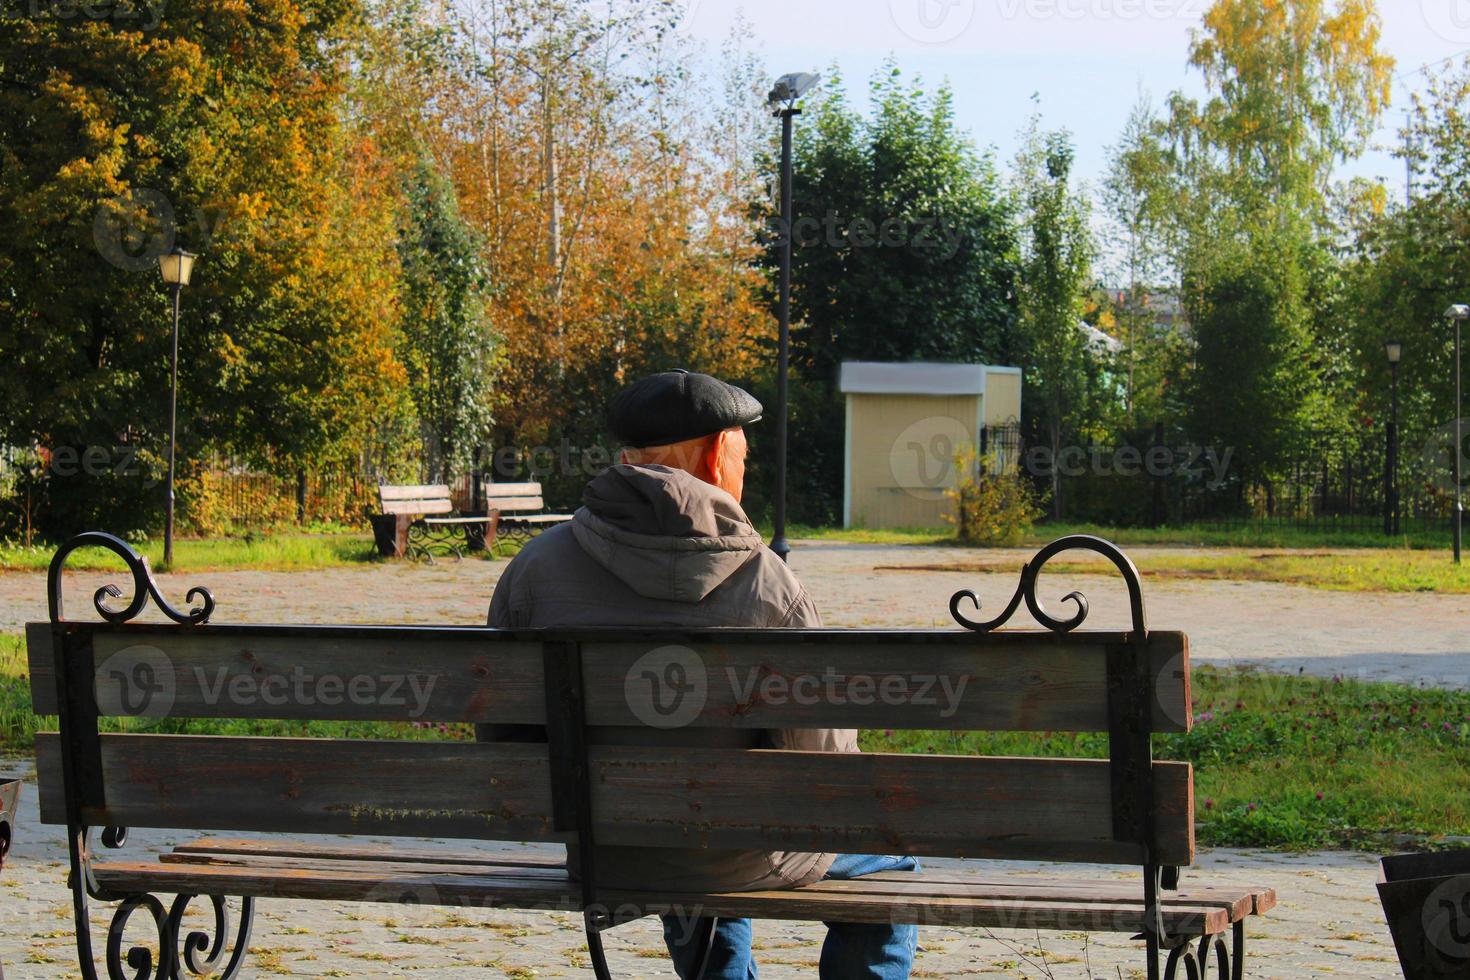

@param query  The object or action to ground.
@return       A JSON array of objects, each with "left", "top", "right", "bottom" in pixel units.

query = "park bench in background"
[
  {"left": 30, "top": 532, "right": 1274, "bottom": 980},
  {"left": 480, "top": 481, "right": 573, "bottom": 553},
  {"left": 372, "top": 484, "right": 491, "bottom": 562}
]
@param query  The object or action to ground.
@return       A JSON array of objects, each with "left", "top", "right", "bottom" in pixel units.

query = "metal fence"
[
  {"left": 4, "top": 424, "right": 1461, "bottom": 537},
  {"left": 987, "top": 420, "right": 1459, "bottom": 535}
]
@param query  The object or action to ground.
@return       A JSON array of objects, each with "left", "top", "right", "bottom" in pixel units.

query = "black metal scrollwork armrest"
[
  {"left": 47, "top": 532, "right": 214, "bottom": 625},
  {"left": 949, "top": 533, "right": 1147, "bottom": 634}
]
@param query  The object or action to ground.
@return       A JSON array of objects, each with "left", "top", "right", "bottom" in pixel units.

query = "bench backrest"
[
  {"left": 379, "top": 484, "right": 454, "bottom": 516},
  {"left": 29, "top": 619, "right": 1192, "bottom": 868},
  {"left": 482, "top": 481, "right": 546, "bottom": 514}
]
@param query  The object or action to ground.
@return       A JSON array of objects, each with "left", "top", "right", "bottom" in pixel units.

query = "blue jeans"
[{"left": 661, "top": 854, "right": 920, "bottom": 979}]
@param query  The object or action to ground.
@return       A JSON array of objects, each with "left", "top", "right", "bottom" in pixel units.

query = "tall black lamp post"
[
  {"left": 766, "top": 71, "right": 818, "bottom": 563},
  {"left": 1384, "top": 340, "right": 1401, "bottom": 537},
  {"left": 1446, "top": 304, "right": 1467, "bottom": 564},
  {"left": 158, "top": 246, "right": 196, "bottom": 567}
]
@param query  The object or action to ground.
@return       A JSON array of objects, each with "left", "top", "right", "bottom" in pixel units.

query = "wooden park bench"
[
  {"left": 30, "top": 532, "right": 1274, "bottom": 980},
  {"left": 372, "top": 484, "right": 492, "bottom": 562},
  {"left": 480, "top": 481, "right": 573, "bottom": 553}
]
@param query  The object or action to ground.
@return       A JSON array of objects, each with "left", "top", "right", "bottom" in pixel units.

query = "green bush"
[{"left": 945, "top": 447, "right": 1045, "bottom": 545}]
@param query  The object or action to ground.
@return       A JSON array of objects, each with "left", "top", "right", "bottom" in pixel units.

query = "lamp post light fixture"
[
  {"left": 1384, "top": 340, "right": 1402, "bottom": 537},
  {"left": 158, "top": 246, "right": 196, "bottom": 568},
  {"left": 1446, "top": 304, "right": 1468, "bottom": 564},
  {"left": 766, "top": 71, "right": 819, "bottom": 564}
]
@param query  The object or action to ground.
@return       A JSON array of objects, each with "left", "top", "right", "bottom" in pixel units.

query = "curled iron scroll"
[
  {"left": 47, "top": 532, "right": 214, "bottom": 626},
  {"left": 949, "top": 534, "right": 1146, "bottom": 635}
]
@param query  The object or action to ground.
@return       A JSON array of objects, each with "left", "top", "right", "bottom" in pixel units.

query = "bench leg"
[
  {"left": 1160, "top": 924, "right": 1242, "bottom": 980},
  {"left": 408, "top": 521, "right": 467, "bottom": 564},
  {"left": 166, "top": 894, "right": 256, "bottom": 979},
  {"left": 65, "top": 828, "right": 255, "bottom": 980},
  {"left": 584, "top": 910, "right": 614, "bottom": 980}
]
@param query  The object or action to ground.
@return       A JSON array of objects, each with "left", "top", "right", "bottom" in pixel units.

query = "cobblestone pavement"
[{"left": 0, "top": 540, "right": 1451, "bottom": 977}]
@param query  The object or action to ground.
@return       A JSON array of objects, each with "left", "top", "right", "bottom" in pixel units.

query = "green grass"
[
  {"left": 4, "top": 635, "right": 1467, "bottom": 850},
  {"left": 0, "top": 531, "right": 517, "bottom": 573},
  {"left": 1113, "top": 550, "right": 1470, "bottom": 593},
  {"left": 776, "top": 524, "right": 956, "bottom": 545},
  {"left": 885, "top": 550, "right": 1470, "bottom": 594},
  {"left": 864, "top": 665, "right": 1470, "bottom": 850},
  {"left": 777, "top": 521, "right": 1455, "bottom": 551},
  {"left": 1030, "top": 521, "right": 1453, "bottom": 551}
]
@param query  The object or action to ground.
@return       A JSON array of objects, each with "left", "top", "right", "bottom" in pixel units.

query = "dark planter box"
[
  {"left": 370, "top": 513, "right": 411, "bottom": 558},
  {"left": 0, "top": 777, "right": 19, "bottom": 874},
  {"left": 1379, "top": 851, "right": 1470, "bottom": 978}
]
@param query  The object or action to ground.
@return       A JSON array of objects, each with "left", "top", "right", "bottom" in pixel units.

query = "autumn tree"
[
  {"left": 1182, "top": 0, "right": 1393, "bottom": 217},
  {"left": 0, "top": 0, "right": 410, "bottom": 534},
  {"left": 352, "top": 0, "right": 774, "bottom": 507}
]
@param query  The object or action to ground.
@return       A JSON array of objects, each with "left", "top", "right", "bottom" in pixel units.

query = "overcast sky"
[{"left": 680, "top": 0, "right": 1470, "bottom": 205}]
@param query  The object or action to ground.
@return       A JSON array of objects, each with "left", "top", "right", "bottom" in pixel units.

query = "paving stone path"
[{"left": 1, "top": 539, "right": 1454, "bottom": 977}]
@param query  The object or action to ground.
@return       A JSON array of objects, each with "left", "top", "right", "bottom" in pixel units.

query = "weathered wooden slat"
[
  {"left": 36, "top": 735, "right": 563, "bottom": 843},
  {"left": 92, "top": 861, "right": 578, "bottom": 908},
  {"left": 169, "top": 840, "right": 1263, "bottom": 916},
  {"left": 163, "top": 848, "right": 1246, "bottom": 920},
  {"left": 485, "top": 495, "right": 545, "bottom": 512},
  {"left": 587, "top": 746, "right": 1194, "bottom": 867},
  {"left": 584, "top": 633, "right": 1189, "bottom": 733},
  {"left": 31, "top": 624, "right": 1187, "bottom": 731},
  {"left": 88, "top": 861, "right": 1231, "bottom": 934},
  {"left": 601, "top": 887, "right": 1231, "bottom": 934},
  {"left": 859, "top": 870, "right": 1266, "bottom": 916},
  {"left": 66, "top": 631, "right": 546, "bottom": 723},
  {"left": 26, "top": 621, "right": 55, "bottom": 716},
  {"left": 378, "top": 485, "right": 452, "bottom": 501},
  {"left": 480, "top": 482, "right": 543, "bottom": 497},
  {"left": 806, "top": 877, "right": 1250, "bottom": 922},
  {"left": 381, "top": 499, "right": 455, "bottom": 515},
  {"left": 161, "top": 851, "right": 573, "bottom": 880},
  {"left": 37, "top": 736, "right": 1192, "bottom": 865},
  {"left": 173, "top": 838, "right": 565, "bottom": 868}
]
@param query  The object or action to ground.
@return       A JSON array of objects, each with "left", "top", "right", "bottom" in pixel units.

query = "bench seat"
[{"left": 89, "top": 838, "right": 1273, "bottom": 935}]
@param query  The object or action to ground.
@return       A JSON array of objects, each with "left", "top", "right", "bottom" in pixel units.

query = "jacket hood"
[{"left": 571, "top": 464, "right": 764, "bottom": 603}]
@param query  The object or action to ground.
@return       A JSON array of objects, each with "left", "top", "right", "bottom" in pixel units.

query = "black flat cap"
[{"left": 609, "top": 369, "right": 763, "bottom": 448}]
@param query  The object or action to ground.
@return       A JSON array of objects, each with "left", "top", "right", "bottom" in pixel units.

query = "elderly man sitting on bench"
[{"left": 482, "top": 369, "right": 918, "bottom": 979}]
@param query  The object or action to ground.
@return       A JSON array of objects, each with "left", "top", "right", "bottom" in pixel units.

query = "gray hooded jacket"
[{"left": 487, "top": 463, "right": 857, "bottom": 892}]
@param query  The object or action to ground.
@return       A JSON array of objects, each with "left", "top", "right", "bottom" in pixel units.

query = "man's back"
[{"left": 488, "top": 462, "right": 856, "bottom": 892}]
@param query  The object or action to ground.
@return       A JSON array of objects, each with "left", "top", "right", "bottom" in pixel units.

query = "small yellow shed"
[{"left": 840, "top": 361, "right": 1023, "bottom": 529}]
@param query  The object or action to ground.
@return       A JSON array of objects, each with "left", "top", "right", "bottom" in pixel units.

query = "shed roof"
[{"left": 838, "top": 361, "right": 1019, "bottom": 396}]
